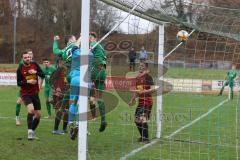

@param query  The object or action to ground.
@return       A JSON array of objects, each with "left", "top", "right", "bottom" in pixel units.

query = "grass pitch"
[{"left": 0, "top": 86, "right": 238, "bottom": 160}]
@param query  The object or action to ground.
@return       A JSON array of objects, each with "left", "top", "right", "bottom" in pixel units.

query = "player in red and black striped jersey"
[
  {"left": 129, "top": 62, "right": 156, "bottom": 143},
  {"left": 17, "top": 51, "right": 45, "bottom": 140}
]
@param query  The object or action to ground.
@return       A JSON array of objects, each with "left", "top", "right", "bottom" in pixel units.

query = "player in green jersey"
[
  {"left": 218, "top": 64, "right": 237, "bottom": 100},
  {"left": 51, "top": 35, "right": 80, "bottom": 135},
  {"left": 53, "top": 35, "right": 77, "bottom": 66},
  {"left": 89, "top": 32, "right": 107, "bottom": 132},
  {"left": 15, "top": 49, "right": 33, "bottom": 126},
  {"left": 39, "top": 58, "right": 56, "bottom": 118}
]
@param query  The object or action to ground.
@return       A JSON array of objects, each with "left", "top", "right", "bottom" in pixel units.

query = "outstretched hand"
[{"left": 54, "top": 35, "right": 60, "bottom": 41}]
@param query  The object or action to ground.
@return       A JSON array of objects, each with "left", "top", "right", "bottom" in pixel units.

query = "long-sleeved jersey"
[{"left": 17, "top": 62, "right": 45, "bottom": 96}]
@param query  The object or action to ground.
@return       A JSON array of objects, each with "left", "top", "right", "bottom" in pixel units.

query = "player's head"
[
  {"left": 56, "top": 57, "right": 64, "bottom": 67},
  {"left": 139, "top": 62, "right": 148, "bottom": 73},
  {"left": 89, "top": 32, "right": 97, "bottom": 42},
  {"left": 232, "top": 64, "right": 236, "bottom": 70},
  {"left": 65, "top": 35, "right": 76, "bottom": 45},
  {"left": 42, "top": 58, "right": 50, "bottom": 67},
  {"left": 22, "top": 51, "right": 31, "bottom": 65},
  {"left": 26, "top": 49, "right": 33, "bottom": 61}
]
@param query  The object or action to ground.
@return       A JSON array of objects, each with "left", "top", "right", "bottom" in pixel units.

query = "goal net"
[{"left": 86, "top": 0, "right": 240, "bottom": 159}]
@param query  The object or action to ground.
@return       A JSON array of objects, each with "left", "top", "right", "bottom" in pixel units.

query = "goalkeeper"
[
  {"left": 89, "top": 32, "right": 107, "bottom": 132},
  {"left": 52, "top": 35, "right": 80, "bottom": 134},
  {"left": 67, "top": 44, "right": 81, "bottom": 140},
  {"left": 218, "top": 64, "right": 237, "bottom": 100}
]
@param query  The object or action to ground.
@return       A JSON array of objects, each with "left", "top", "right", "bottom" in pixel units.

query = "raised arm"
[{"left": 53, "top": 36, "right": 64, "bottom": 56}]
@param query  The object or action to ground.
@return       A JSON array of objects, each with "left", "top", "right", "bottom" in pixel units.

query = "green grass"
[
  {"left": 0, "top": 87, "right": 238, "bottom": 160},
  {"left": 108, "top": 65, "right": 227, "bottom": 80},
  {"left": 0, "top": 64, "right": 228, "bottom": 79},
  {"left": 165, "top": 67, "right": 227, "bottom": 80},
  {"left": 0, "top": 64, "right": 18, "bottom": 69}
]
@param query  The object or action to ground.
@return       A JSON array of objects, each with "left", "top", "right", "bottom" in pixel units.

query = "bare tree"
[{"left": 91, "top": 0, "right": 121, "bottom": 36}]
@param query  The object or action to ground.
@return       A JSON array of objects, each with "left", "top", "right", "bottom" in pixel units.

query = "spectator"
[
  {"left": 128, "top": 47, "right": 137, "bottom": 71},
  {"left": 139, "top": 46, "right": 148, "bottom": 62}
]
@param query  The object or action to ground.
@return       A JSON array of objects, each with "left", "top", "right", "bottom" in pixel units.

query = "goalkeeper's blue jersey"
[
  {"left": 70, "top": 46, "right": 81, "bottom": 78},
  {"left": 69, "top": 47, "right": 81, "bottom": 101}
]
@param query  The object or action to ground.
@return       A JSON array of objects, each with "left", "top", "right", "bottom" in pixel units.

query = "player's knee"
[
  {"left": 27, "top": 104, "right": 34, "bottom": 113},
  {"left": 49, "top": 98, "right": 53, "bottom": 103},
  {"left": 135, "top": 117, "right": 141, "bottom": 124},
  {"left": 35, "top": 111, "right": 41, "bottom": 118},
  {"left": 28, "top": 109, "right": 34, "bottom": 114},
  {"left": 17, "top": 98, "right": 22, "bottom": 104},
  {"left": 90, "top": 96, "right": 96, "bottom": 105}
]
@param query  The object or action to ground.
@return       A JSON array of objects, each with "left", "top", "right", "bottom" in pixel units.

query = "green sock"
[
  {"left": 97, "top": 100, "right": 106, "bottom": 124},
  {"left": 230, "top": 88, "right": 234, "bottom": 100},
  {"left": 46, "top": 101, "right": 52, "bottom": 116},
  {"left": 16, "top": 103, "right": 21, "bottom": 116}
]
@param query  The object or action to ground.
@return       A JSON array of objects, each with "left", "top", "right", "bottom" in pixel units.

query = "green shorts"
[
  {"left": 17, "top": 89, "right": 20, "bottom": 97},
  {"left": 92, "top": 68, "right": 106, "bottom": 91},
  {"left": 94, "top": 80, "right": 105, "bottom": 90},
  {"left": 224, "top": 80, "right": 233, "bottom": 88},
  {"left": 44, "top": 87, "right": 53, "bottom": 98}
]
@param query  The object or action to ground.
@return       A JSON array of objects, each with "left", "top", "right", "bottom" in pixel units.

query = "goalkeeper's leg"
[{"left": 68, "top": 75, "right": 80, "bottom": 140}]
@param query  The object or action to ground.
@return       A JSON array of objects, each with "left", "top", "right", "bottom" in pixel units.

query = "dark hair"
[
  {"left": 65, "top": 35, "right": 75, "bottom": 45},
  {"left": 140, "top": 62, "right": 148, "bottom": 68},
  {"left": 22, "top": 51, "right": 29, "bottom": 57},
  {"left": 42, "top": 57, "right": 49, "bottom": 61},
  {"left": 90, "top": 32, "right": 97, "bottom": 38}
]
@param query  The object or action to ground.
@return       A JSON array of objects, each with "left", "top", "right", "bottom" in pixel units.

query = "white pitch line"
[
  {"left": 236, "top": 92, "right": 239, "bottom": 160},
  {"left": 165, "top": 98, "right": 228, "bottom": 139},
  {"left": 0, "top": 116, "right": 134, "bottom": 126},
  {"left": 120, "top": 98, "right": 228, "bottom": 160}
]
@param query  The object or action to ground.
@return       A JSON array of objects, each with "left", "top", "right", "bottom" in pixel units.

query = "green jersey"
[
  {"left": 18, "top": 60, "right": 24, "bottom": 66},
  {"left": 226, "top": 70, "right": 236, "bottom": 82},
  {"left": 90, "top": 41, "right": 107, "bottom": 65},
  {"left": 41, "top": 65, "right": 56, "bottom": 88},
  {"left": 17, "top": 60, "right": 24, "bottom": 95},
  {"left": 53, "top": 40, "right": 76, "bottom": 66}
]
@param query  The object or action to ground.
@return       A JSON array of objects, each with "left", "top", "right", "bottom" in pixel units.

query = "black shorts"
[
  {"left": 135, "top": 106, "right": 152, "bottom": 121},
  {"left": 21, "top": 94, "right": 41, "bottom": 110},
  {"left": 129, "top": 59, "right": 135, "bottom": 64}
]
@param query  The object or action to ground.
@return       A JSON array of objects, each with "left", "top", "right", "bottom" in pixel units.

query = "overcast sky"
[{"left": 117, "top": 11, "right": 156, "bottom": 34}]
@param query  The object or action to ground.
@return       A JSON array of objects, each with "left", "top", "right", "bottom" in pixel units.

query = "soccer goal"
[{"left": 80, "top": 0, "right": 240, "bottom": 160}]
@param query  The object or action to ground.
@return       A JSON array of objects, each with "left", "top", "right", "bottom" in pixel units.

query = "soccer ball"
[{"left": 177, "top": 30, "right": 189, "bottom": 42}]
